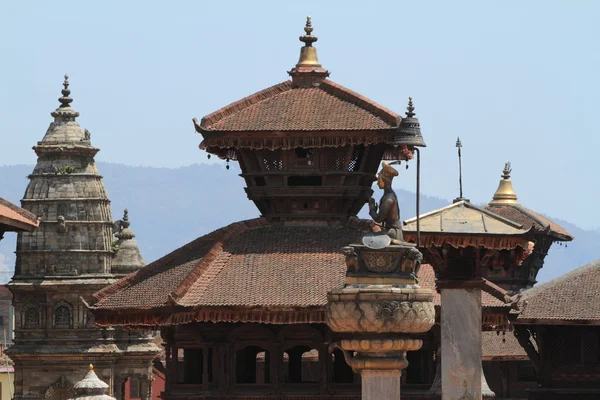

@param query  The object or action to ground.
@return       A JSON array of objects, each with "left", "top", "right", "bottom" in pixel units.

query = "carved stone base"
[{"left": 326, "top": 286, "right": 435, "bottom": 334}]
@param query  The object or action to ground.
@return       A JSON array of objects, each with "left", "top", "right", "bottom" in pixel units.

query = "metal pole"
[
  {"left": 415, "top": 148, "right": 421, "bottom": 247},
  {"left": 456, "top": 137, "right": 463, "bottom": 200}
]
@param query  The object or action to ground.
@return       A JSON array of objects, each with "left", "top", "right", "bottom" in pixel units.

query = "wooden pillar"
[
  {"left": 274, "top": 342, "right": 282, "bottom": 391},
  {"left": 165, "top": 345, "right": 172, "bottom": 390},
  {"left": 202, "top": 345, "right": 209, "bottom": 388},
  {"left": 319, "top": 345, "right": 328, "bottom": 393},
  {"left": 173, "top": 346, "right": 179, "bottom": 384},
  {"left": 288, "top": 347, "right": 302, "bottom": 383}
]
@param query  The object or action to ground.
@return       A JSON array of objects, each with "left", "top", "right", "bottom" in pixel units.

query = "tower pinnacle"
[
  {"left": 51, "top": 74, "right": 80, "bottom": 120},
  {"left": 490, "top": 162, "right": 519, "bottom": 205}
]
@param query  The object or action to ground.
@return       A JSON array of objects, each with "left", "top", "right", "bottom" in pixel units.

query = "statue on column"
[{"left": 368, "top": 161, "right": 404, "bottom": 244}]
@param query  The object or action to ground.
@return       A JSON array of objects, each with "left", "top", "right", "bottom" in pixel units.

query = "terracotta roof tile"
[
  {"left": 92, "top": 218, "right": 508, "bottom": 325},
  {"left": 482, "top": 331, "right": 529, "bottom": 360},
  {"left": 514, "top": 259, "right": 600, "bottom": 323},
  {"left": 198, "top": 80, "right": 400, "bottom": 133},
  {"left": 486, "top": 204, "right": 572, "bottom": 241},
  {"left": 0, "top": 196, "right": 38, "bottom": 232}
]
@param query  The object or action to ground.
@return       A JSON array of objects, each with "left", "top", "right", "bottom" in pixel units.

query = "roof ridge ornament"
[
  {"left": 114, "top": 208, "right": 135, "bottom": 240},
  {"left": 299, "top": 16, "right": 318, "bottom": 47},
  {"left": 289, "top": 16, "right": 329, "bottom": 86},
  {"left": 51, "top": 73, "right": 80, "bottom": 120},
  {"left": 59, "top": 74, "right": 73, "bottom": 108},
  {"left": 502, "top": 161, "right": 512, "bottom": 179},
  {"left": 490, "top": 161, "right": 519, "bottom": 205}
]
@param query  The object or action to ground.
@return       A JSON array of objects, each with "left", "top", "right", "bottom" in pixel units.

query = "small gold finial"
[
  {"left": 295, "top": 16, "right": 321, "bottom": 67},
  {"left": 490, "top": 161, "right": 519, "bottom": 205},
  {"left": 502, "top": 162, "right": 512, "bottom": 179},
  {"left": 299, "top": 16, "right": 318, "bottom": 47},
  {"left": 89, "top": 364, "right": 94, "bottom": 371}
]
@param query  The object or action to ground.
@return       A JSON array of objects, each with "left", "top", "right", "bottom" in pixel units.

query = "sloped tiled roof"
[
  {"left": 93, "top": 218, "right": 372, "bottom": 313},
  {"left": 92, "top": 217, "right": 510, "bottom": 327},
  {"left": 0, "top": 196, "right": 38, "bottom": 232},
  {"left": 197, "top": 80, "right": 400, "bottom": 133},
  {"left": 486, "top": 204, "right": 573, "bottom": 241},
  {"left": 514, "top": 259, "right": 600, "bottom": 323},
  {"left": 482, "top": 331, "right": 529, "bottom": 360}
]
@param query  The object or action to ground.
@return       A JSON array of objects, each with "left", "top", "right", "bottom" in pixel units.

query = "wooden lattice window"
[
  {"left": 294, "top": 148, "right": 314, "bottom": 167},
  {"left": 582, "top": 331, "right": 598, "bottom": 364},
  {"left": 348, "top": 145, "right": 365, "bottom": 172},
  {"left": 326, "top": 147, "right": 349, "bottom": 171},
  {"left": 260, "top": 150, "right": 283, "bottom": 171},
  {"left": 24, "top": 308, "right": 39, "bottom": 328},
  {"left": 550, "top": 334, "right": 564, "bottom": 366},
  {"left": 563, "top": 332, "right": 581, "bottom": 365},
  {"left": 242, "top": 150, "right": 261, "bottom": 172}
]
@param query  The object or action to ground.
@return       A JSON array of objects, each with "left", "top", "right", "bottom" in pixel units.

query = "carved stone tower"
[{"left": 8, "top": 76, "right": 159, "bottom": 400}]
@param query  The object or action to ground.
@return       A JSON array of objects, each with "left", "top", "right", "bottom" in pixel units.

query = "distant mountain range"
[{"left": 0, "top": 163, "right": 597, "bottom": 284}]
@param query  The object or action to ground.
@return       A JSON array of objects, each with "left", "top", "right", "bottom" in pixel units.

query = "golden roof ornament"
[
  {"left": 296, "top": 16, "right": 322, "bottom": 68},
  {"left": 288, "top": 16, "right": 329, "bottom": 86},
  {"left": 490, "top": 162, "right": 519, "bottom": 205}
]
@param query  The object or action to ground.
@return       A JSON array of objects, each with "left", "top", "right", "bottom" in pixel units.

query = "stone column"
[
  {"left": 441, "top": 287, "right": 482, "bottom": 400},
  {"left": 336, "top": 339, "right": 415, "bottom": 400},
  {"left": 362, "top": 370, "right": 401, "bottom": 400},
  {"left": 481, "top": 365, "right": 495, "bottom": 398}
]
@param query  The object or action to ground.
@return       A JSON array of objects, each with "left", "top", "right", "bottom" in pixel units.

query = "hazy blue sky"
[{"left": 1, "top": 1, "right": 598, "bottom": 229}]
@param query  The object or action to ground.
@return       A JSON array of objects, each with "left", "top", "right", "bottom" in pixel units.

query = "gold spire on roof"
[
  {"left": 89, "top": 364, "right": 94, "bottom": 371},
  {"left": 296, "top": 16, "right": 322, "bottom": 68},
  {"left": 490, "top": 162, "right": 519, "bottom": 205}
]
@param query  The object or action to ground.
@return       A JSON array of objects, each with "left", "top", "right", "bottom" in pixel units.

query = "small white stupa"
[{"left": 68, "top": 364, "right": 115, "bottom": 400}]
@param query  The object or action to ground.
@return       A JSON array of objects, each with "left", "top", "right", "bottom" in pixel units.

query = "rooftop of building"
[
  {"left": 485, "top": 162, "right": 572, "bottom": 241},
  {"left": 513, "top": 258, "right": 600, "bottom": 324},
  {"left": 0, "top": 196, "right": 39, "bottom": 233},
  {"left": 196, "top": 17, "right": 424, "bottom": 155},
  {"left": 91, "top": 217, "right": 511, "bottom": 326}
]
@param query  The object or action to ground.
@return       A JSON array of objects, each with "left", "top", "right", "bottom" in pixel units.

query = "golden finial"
[
  {"left": 299, "top": 15, "right": 318, "bottom": 47},
  {"left": 296, "top": 15, "right": 321, "bottom": 67},
  {"left": 89, "top": 364, "right": 94, "bottom": 371},
  {"left": 490, "top": 162, "right": 519, "bottom": 205}
]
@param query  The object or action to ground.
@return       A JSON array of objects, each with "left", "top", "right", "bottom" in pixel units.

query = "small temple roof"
[
  {"left": 485, "top": 163, "right": 573, "bottom": 241},
  {"left": 513, "top": 258, "right": 600, "bottom": 324},
  {"left": 0, "top": 196, "right": 39, "bottom": 232},
  {"left": 194, "top": 18, "right": 421, "bottom": 153},
  {"left": 68, "top": 364, "right": 114, "bottom": 400},
  {"left": 91, "top": 218, "right": 508, "bottom": 326},
  {"left": 197, "top": 80, "right": 400, "bottom": 133},
  {"left": 403, "top": 200, "right": 530, "bottom": 250}
]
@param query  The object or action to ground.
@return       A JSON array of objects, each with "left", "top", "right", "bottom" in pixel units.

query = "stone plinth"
[{"left": 441, "top": 287, "right": 482, "bottom": 400}]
